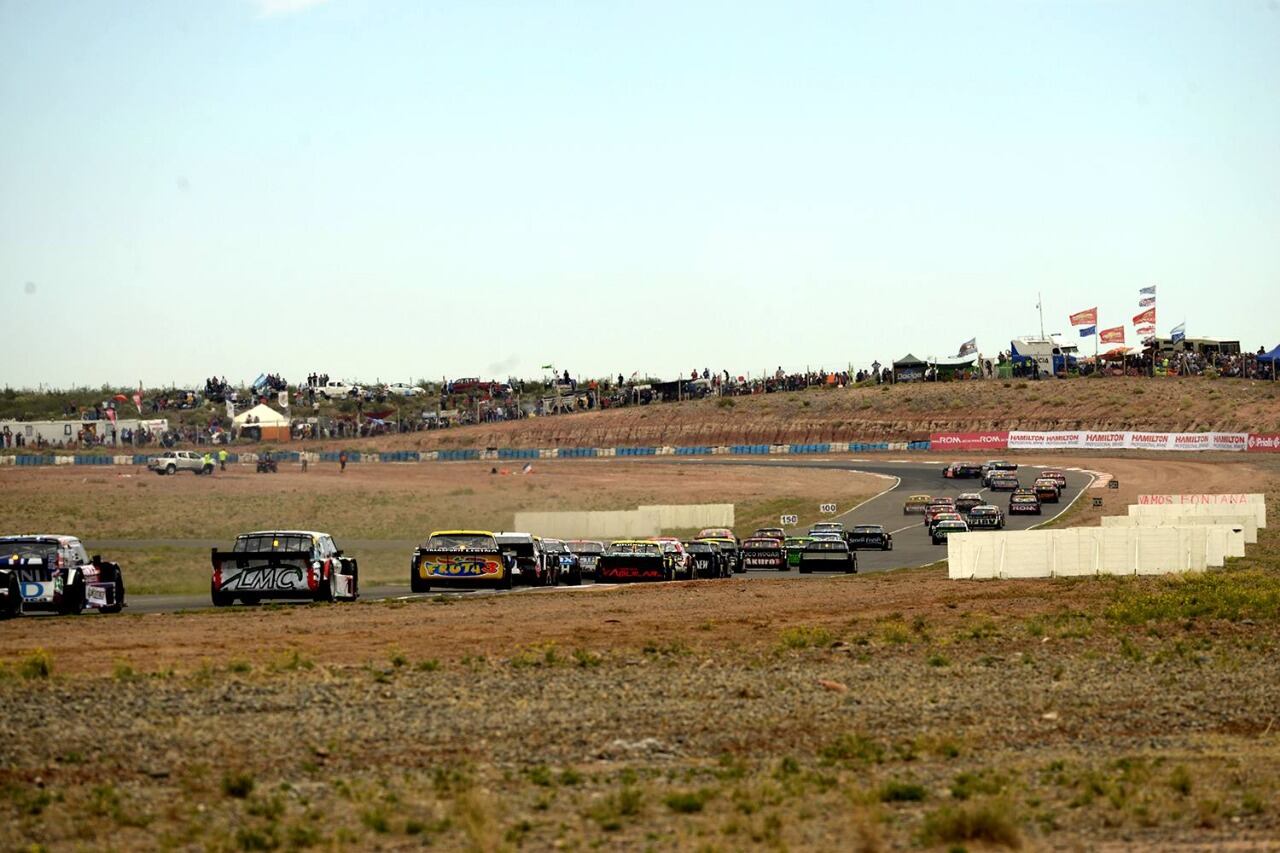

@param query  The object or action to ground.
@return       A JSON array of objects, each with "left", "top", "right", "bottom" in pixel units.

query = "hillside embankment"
[{"left": 318, "top": 377, "right": 1280, "bottom": 452}]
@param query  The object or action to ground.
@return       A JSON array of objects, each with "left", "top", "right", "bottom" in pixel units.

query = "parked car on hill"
[
  {"left": 0, "top": 535, "right": 126, "bottom": 617},
  {"left": 148, "top": 450, "right": 211, "bottom": 475},
  {"left": 211, "top": 530, "right": 358, "bottom": 606}
]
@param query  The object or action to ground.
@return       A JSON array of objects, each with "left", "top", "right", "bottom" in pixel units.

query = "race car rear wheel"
[
  {"left": 59, "top": 579, "right": 85, "bottom": 616},
  {"left": 211, "top": 580, "right": 235, "bottom": 607},
  {"left": 1, "top": 575, "right": 20, "bottom": 619}
]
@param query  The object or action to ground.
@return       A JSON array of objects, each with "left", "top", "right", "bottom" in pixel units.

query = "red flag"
[
  {"left": 1100, "top": 326, "right": 1126, "bottom": 344},
  {"left": 106, "top": 408, "right": 117, "bottom": 425},
  {"left": 1133, "top": 307, "right": 1156, "bottom": 326},
  {"left": 1069, "top": 307, "right": 1097, "bottom": 326}
]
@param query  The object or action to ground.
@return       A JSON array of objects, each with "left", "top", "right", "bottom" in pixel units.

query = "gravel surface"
[{"left": 2, "top": 621, "right": 1278, "bottom": 851}]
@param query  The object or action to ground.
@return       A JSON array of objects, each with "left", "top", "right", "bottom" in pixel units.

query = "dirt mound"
[{"left": 305, "top": 377, "right": 1280, "bottom": 452}]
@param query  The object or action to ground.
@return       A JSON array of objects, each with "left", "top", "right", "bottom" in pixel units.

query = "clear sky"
[{"left": 2, "top": 0, "right": 1277, "bottom": 389}]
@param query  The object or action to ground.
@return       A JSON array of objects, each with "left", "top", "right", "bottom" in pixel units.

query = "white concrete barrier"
[
  {"left": 1136, "top": 494, "right": 1265, "bottom": 527},
  {"left": 948, "top": 526, "right": 1223, "bottom": 579},
  {"left": 1103, "top": 514, "right": 1254, "bottom": 548},
  {"left": 514, "top": 503, "right": 735, "bottom": 540},
  {"left": 1130, "top": 502, "right": 1265, "bottom": 529}
]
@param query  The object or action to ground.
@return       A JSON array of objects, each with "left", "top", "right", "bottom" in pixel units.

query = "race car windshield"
[
  {"left": 427, "top": 534, "right": 497, "bottom": 550},
  {"left": 852, "top": 526, "right": 880, "bottom": 533},
  {"left": 234, "top": 534, "right": 312, "bottom": 553},
  {"left": 744, "top": 539, "right": 780, "bottom": 549},
  {"left": 498, "top": 542, "right": 536, "bottom": 558},
  {"left": 608, "top": 543, "right": 660, "bottom": 555},
  {"left": 0, "top": 541, "right": 56, "bottom": 562}
]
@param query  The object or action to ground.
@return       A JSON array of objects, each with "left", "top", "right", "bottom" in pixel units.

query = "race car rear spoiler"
[{"left": 210, "top": 549, "right": 315, "bottom": 567}]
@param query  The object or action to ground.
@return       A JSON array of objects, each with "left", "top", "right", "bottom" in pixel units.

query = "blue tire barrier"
[
  {"left": 616, "top": 447, "right": 657, "bottom": 456},
  {"left": 557, "top": 447, "right": 597, "bottom": 458},
  {"left": 729, "top": 445, "right": 769, "bottom": 455},
  {"left": 499, "top": 448, "right": 538, "bottom": 459},
  {"left": 675, "top": 446, "right": 712, "bottom": 456},
  {"left": 437, "top": 449, "right": 479, "bottom": 461}
]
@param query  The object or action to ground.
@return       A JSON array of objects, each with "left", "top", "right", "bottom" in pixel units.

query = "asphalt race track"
[{"left": 110, "top": 459, "right": 1092, "bottom": 615}]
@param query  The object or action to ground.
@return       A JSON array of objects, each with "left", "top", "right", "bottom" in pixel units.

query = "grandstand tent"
[
  {"left": 1260, "top": 345, "right": 1280, "bottom": 379},
  {"left": 232, "top": 404, "right": 291, "bottom": 441},
  {"left": 892, "top": 354, "right": 928, "bottom": 383}
]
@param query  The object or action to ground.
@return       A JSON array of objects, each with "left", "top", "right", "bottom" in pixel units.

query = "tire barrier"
[{"left": 17, "top": 438, "right": 932, "bottom": 465}]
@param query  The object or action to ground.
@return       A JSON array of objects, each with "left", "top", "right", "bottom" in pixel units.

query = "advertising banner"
[
  {"left": 1006, "top": 431, "right": 1248, "bottom": 452},
  {"left": 929, "top": 431, "right": 1009, "bottom": 452},
  {"left": 1007, "top": 431, "right": 1083, "bottom": 450},
  {"left": 1137, "top": 494, "right": 1261, "bottom": 505},
  {"left": 1248, "top": 434, "right": 1280, "bottom": 453}
]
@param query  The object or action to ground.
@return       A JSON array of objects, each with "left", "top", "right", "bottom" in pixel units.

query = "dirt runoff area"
[{"left": 1, "top": 455, "right": 1278, "bottom": 850}]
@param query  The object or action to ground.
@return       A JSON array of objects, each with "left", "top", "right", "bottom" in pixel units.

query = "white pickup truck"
[
  {"left": 317, "top": 380, "right": 364, "bottom": 401},
  {"left": 147, "top": 450, "right": 211, "bottom": 475}
]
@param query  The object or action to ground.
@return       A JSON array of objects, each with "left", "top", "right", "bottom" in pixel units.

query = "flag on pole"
[
  {"left": 1100, "top": 326, "right": 1126, "bottom": 344},
  {"left": 957, "top": 338, "right": 977, "bottom": 356},
  {"left": 1138, "top": 297, "right": 1155, "bottom": 307},
  {"left": 1079, "top": 325, "right": 1096, "bottom": 337},
  {"left": 1069, "top": 307, "right": 1097, "bottom": 326},
  {"left": 1139, "top": 285, "right": 1156, "bottom": 295},
  {"left": 1136, "top": 325, "right": 1156, "bottom": 336},
  {"left": 132, "top": 383, "right": 143, "bottom": 415},
  {"left": 1133, "top": 307, "right": 1156, "bottom": 326},
  {"left": 1171, "top": 322, "right": 1186, "bottom": 343}
]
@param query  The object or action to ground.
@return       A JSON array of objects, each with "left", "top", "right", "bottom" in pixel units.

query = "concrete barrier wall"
[
  {"left": 636, "top": 504, "right": 734, "bottom": 530},
  {"left": 1130, "top": 503, "right": 1266, "bottom": 529},
  {"left": 513, "top": 503, "right": 735, "bottom": 540},
  {"left": 1102, "top": 515, "right": 1254, "bottom": 548},
  {"left": 948, "top": 526, "right": 1225, "bottom": 579},
  {"left": 1136, "top": 495, "right": 1265, "bottom": 527}
]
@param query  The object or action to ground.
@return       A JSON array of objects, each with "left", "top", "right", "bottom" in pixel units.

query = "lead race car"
[
  {"left": 211, "top": 530, "right": 359, "bottom": 606},
  {"left": 0, "top": 535, "right": 125, "bottom": 617}
]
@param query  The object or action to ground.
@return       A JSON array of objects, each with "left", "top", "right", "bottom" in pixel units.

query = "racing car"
[
  {"left": 1033, "top": 478, "right": 1061, "bottom": 503},
  {"left": 943, "top": 462, "right": 984, "bottom": 479},
  {"left": 983, "top": 460, "right": 1019, "bottom": 474},
  {"left": 565, "top": 540, "right": 605, "bottom": 580},
  {"left": 965, "top": 504, "right": 1005, "bottom": 530},
  {"left": 212, "top": 530, "right": 358, "bottom": 605},
  {"left": 596, "top": 540, "right": 670, "bottom": 583},
  {"left": 684, "top": 540, "right": 728, "bottom": 578},
  {"left": 927, "top": 512, "right": 966, "bottom": 535},
  {"left": 751, "top": 527, "right": 787, "bottom": 544},
  {"left": 411, "top": 530, "right": 511, "bottom": 592},
  {"left": 807, "top": 522, "right": 845, "bottom": 540},
  {"left": 847, "top": 525, "right": 893, "bottom": 551},
  {"left": 797, "top": 539, "right": 857, "bottom": 573},
  {"left": 651, "top": 537, "right": 693, "bottom": 579},
  {"left": 903, "top": 495, "right": 932, "bottom": 515},
  {"left": 741, "top": 537, "right": 787, "bottom": 571},
  {"left": 923, "top": 499, "right": 957, "bottom": 526},
  {"left": 784, "top": 536, "right": 813, "bottom": 569},
  {"left": 931, "top": 519, "right": 969, "bottom": 545},
  {"left": 697, "top": 537, "right": 742, "bottom": 573},
  {"left": 542, "top": 538, "right": 583, "bottom": 585},
  {"left": 0, "top": 535, "right": 126, "bottom": 617},
  {"left": 954, "top": 492, "right": 985, "bottom": 513},
  {"left": 1040, "top": 469, "right": 1067, "bottom": 489},
  {"left": 1008, "top": 493, "right": 1043, "bottom": 515},
  {"left": 987, "top": 473, "right": 1020, "bottom": 491}
]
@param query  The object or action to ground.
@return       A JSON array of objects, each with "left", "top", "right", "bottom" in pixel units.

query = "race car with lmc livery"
[{"left": 212, "top": 530, "right": 359, "bottom": 606}]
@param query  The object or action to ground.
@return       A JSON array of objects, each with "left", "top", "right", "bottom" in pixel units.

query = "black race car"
[
  {"left": 1009, "top": 494, "right": 1042, "bottom": 515},
  {"left": 797, "top": 540, "right": 857, "bottom": 574},
  {"left": 684, "top": 540, "right": 727, "bottom": 578},
  {"left": 955, "top": 492, "right": 985, "bottom": 513},
  {"left": 944, "top": 462, "right": 984, "bottom": 479},
  {"left": 965, "top": 504, "right": 1005, "bottom": 530},
  {"left": 847, "top": 524, "right": 893, "bottom": 551}
]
